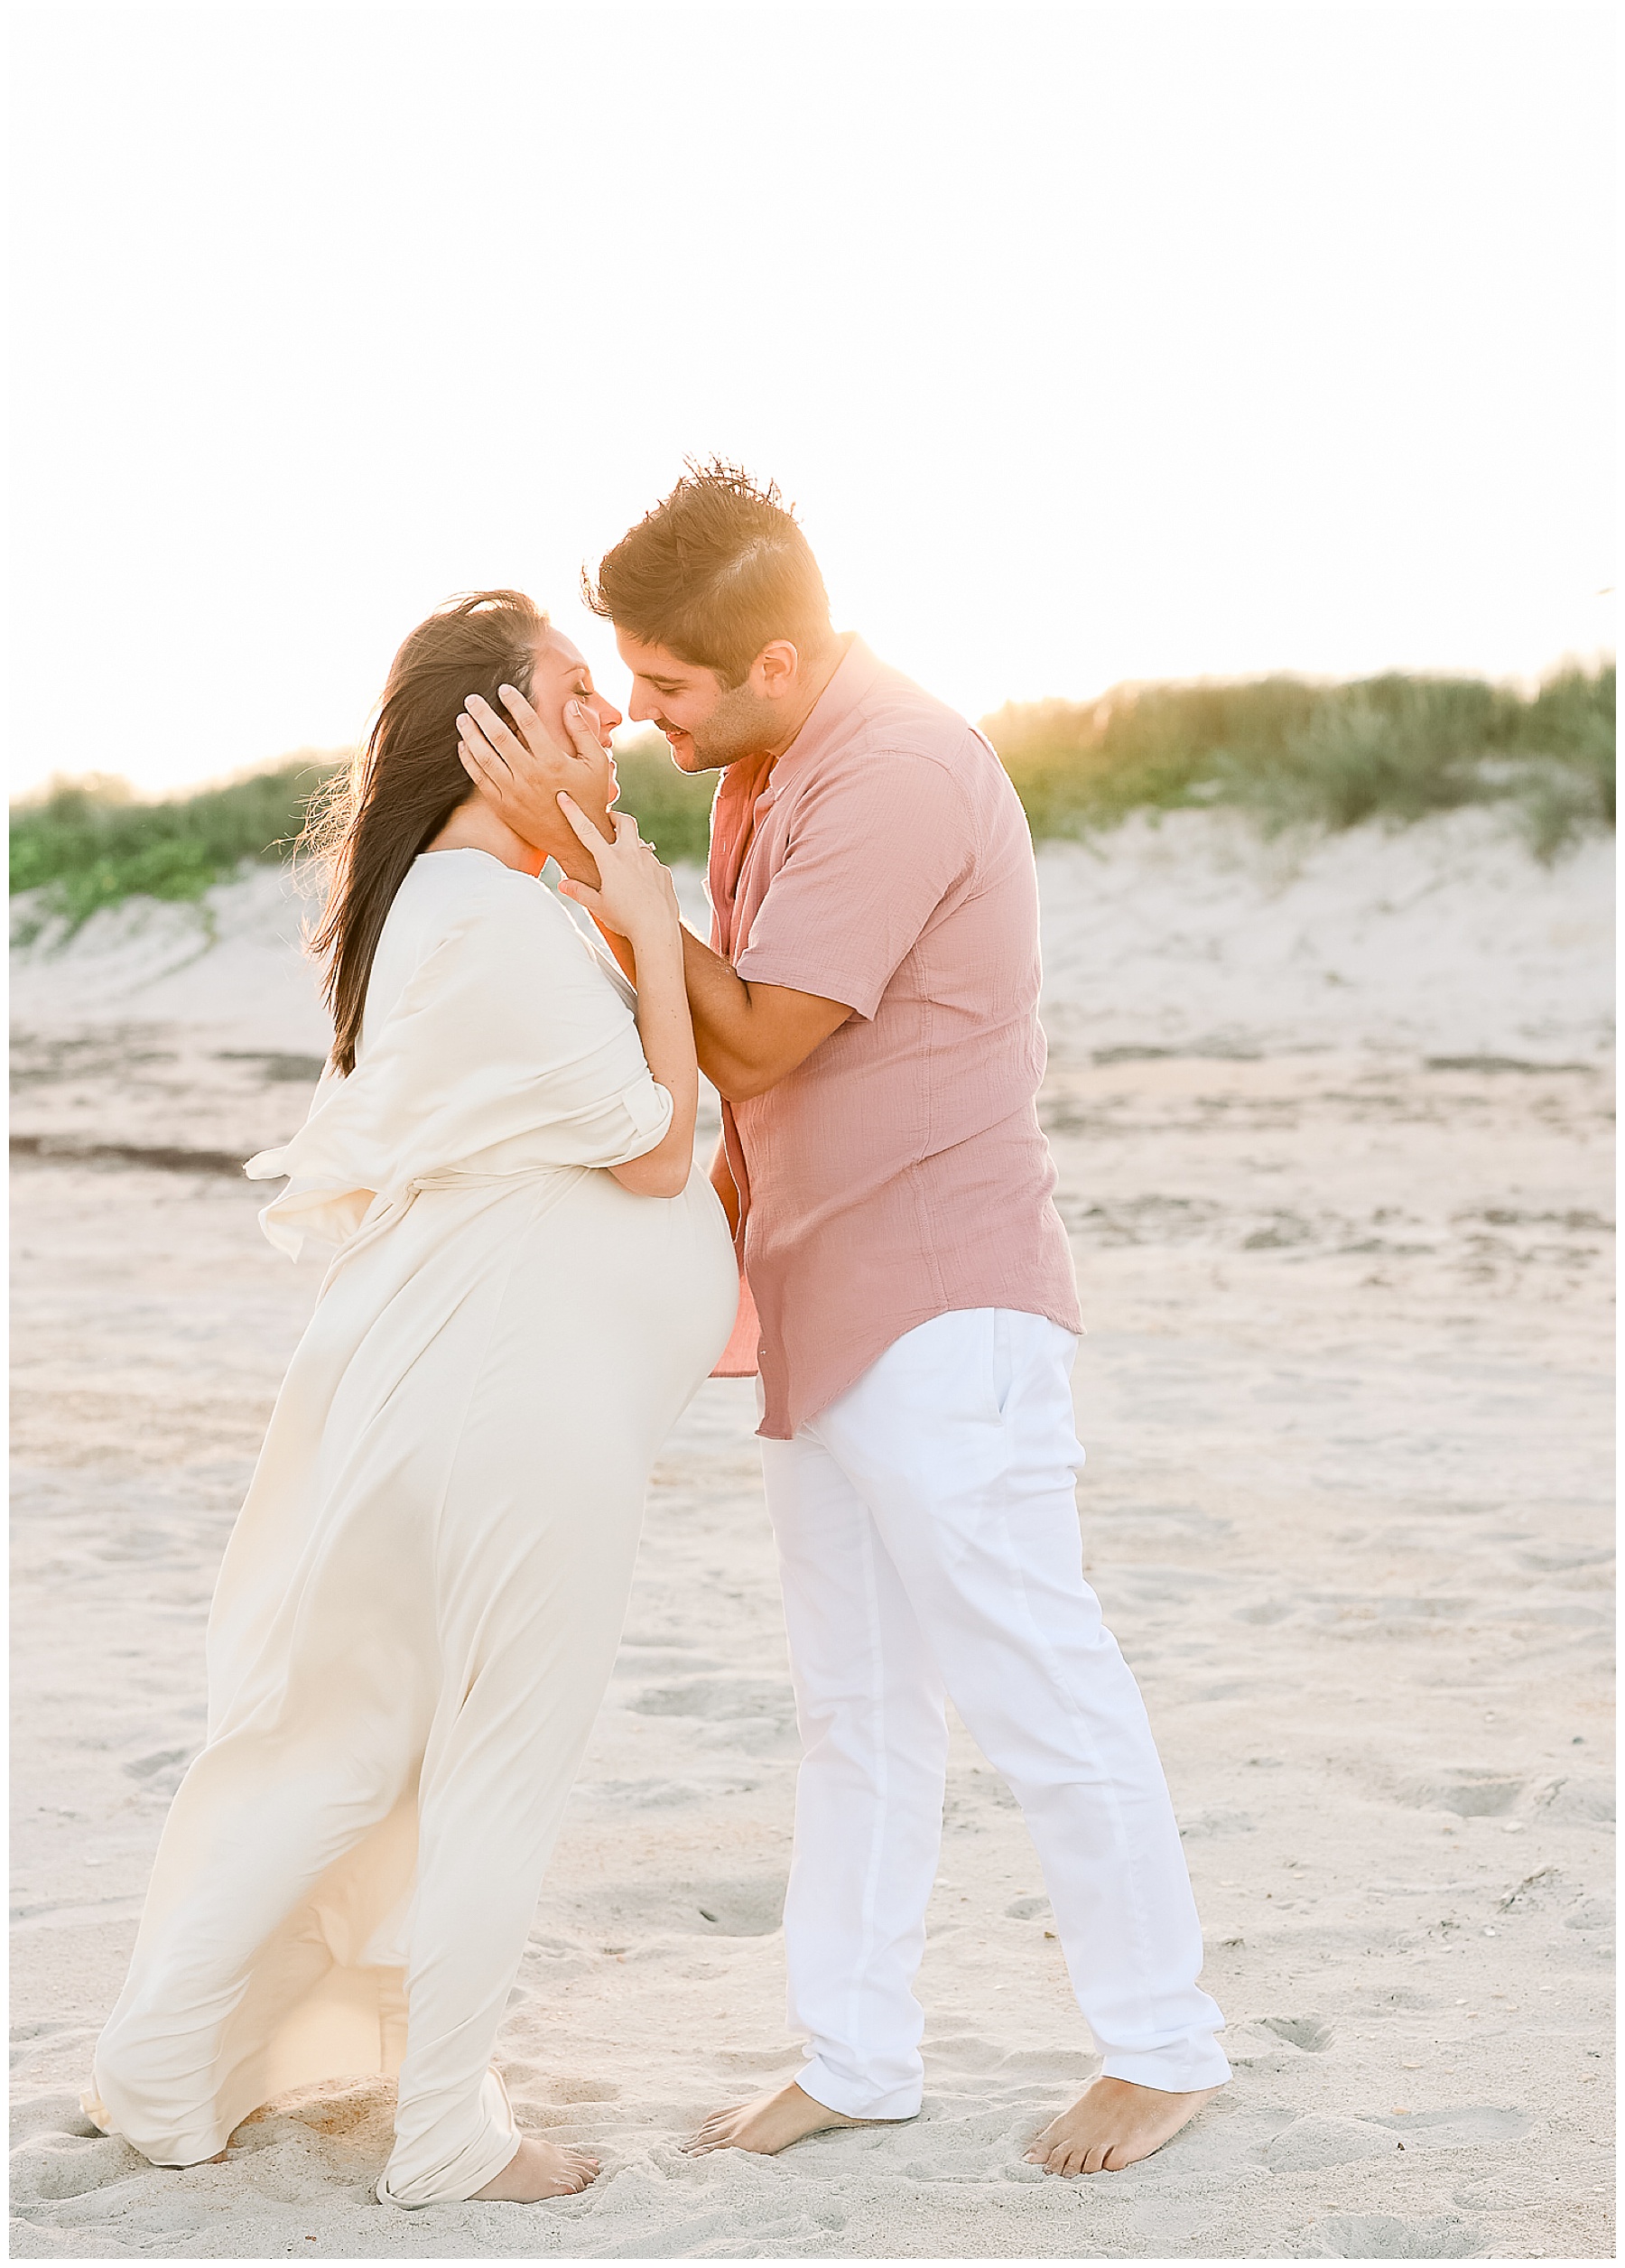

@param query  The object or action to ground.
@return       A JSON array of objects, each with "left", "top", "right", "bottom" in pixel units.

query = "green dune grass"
[
  {"left": 9, "top": 756, "right": 347, "bottom": 934},
  {"left": 10, "top": 665, "right": 1613, "bottom": 934},
  {"left": 983, "top": 663, "right": 1614, "bottom": 859}
]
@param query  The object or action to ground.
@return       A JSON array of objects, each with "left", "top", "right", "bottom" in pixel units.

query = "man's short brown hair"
[{"left": 584, "top": 459, "right": 833, "bottom": 687}]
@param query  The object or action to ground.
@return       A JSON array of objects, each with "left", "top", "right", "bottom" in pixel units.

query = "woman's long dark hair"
[{"left": 303, "top": 590, "right": 548, "bottom": 1074}]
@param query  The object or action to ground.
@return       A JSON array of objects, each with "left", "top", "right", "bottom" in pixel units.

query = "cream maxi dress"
[{"left": 85, "top": 848, "right": 738, "bottom": 2207}]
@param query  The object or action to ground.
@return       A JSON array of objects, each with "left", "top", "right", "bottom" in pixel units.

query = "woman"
[{"left": 83, "top": 591, "right": 738, "bottom": 2206}]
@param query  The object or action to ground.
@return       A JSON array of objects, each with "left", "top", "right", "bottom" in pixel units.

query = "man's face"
[{"left": 614, "top": 627, "right": 775, "bottom": 775}]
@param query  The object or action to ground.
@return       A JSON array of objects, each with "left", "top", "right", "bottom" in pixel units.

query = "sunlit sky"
[{"left": 10, "top": 2, "right": 1615, "bottom": 798}]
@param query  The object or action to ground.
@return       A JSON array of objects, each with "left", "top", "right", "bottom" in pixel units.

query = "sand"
[{"left": 9, "top": 808, "right": 1615, "bottom": 2260}]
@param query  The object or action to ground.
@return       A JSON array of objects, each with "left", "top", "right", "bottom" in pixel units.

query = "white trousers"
[{"left": 759, "top": 1307, "right": 1230, "bottom": 2119}]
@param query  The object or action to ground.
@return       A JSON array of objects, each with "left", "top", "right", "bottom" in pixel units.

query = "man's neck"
[{"left": 760, "top": 636, "right": 847, "bottom": 768}]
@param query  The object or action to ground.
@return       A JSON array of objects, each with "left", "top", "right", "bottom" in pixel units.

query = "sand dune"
[{"left": 10, "top": 809, "right": 1614, "bottom": 2258}]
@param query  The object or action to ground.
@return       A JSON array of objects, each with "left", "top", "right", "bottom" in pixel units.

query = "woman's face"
[{"left": 530, "top": 630, "right": 624, "bottom": 812}]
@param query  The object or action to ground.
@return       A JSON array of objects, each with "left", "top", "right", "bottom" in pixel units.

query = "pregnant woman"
[{"left": 84, "top": 590, "right": 738, "bottom": 2207}]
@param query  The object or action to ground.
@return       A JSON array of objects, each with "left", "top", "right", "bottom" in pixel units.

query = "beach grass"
[
  {"left": 608, "top": 737, "right": 716, "bottom": 866},
  {"left": 9, "top": 756, "right": 346, "bottom": 935},
  {"left": 11, "top": 665, "right": 1613, "bottom": 931},
  {"left": 982, "top": 662, "right": 1615, "bottom": 859}
]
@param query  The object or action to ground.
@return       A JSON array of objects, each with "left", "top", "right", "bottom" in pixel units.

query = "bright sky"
[{"left": 10, "top": 2, "right": 1615, "bottom": 798}]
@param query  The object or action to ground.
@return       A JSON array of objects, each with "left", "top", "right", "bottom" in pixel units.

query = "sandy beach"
[{"left": 9, "top": 808, "right": 1614, "bottom": 2260}]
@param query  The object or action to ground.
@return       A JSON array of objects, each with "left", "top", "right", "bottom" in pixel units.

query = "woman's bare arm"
[
  {"left": 608, "top": 916, "right": 697, "bottom": 1198},
  {"left": 554, "top": 798, "right": 697, "bottom": 1200}
]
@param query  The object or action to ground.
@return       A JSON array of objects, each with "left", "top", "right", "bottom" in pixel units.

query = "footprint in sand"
[
  {"left": 1397, "top": 1769, "right": 1526, "bottom": 1817},
  {"left": 1296, "top": 2210, "right": 1483, "bottom": 2258},
  {"left": 547, "top": 1876, "right": 789, "bottom": 1938}
]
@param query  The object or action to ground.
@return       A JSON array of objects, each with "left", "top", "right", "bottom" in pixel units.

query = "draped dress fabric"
[{"left": 84, "top": 849, "right": 738, "bottom": 2207}]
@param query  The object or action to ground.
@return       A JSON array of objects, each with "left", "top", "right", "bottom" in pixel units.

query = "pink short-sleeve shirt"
[{"left": 709, "top": 637, "right": 1081, "bottom": 1441}]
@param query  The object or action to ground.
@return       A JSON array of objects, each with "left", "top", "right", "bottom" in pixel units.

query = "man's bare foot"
[
  {"left": 1025, "top": 2077, "right": 1221, "bottom": 2176},
  {"left": 471, "top": 2134, "right": 599, "bottom": 2200},
  {"left": 686, "top": 2079, "right": 904, "bottom": 2156}
]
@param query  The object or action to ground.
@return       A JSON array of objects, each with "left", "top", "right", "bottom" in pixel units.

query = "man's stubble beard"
[{"left": 676, "top": 679, "right": 780, "bottom": 775}]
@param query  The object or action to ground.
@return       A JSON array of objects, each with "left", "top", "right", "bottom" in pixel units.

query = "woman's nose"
[{"left": 597, "top": 695, "right": 624, "bottom": 732}]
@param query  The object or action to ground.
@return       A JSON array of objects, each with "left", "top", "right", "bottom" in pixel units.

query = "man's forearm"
[
  {"left": 680, "top": 926, "right": 760, "bottom": 1098},
  {"left": 679, "top": 926, "right": 854, "bottom": 1101}
]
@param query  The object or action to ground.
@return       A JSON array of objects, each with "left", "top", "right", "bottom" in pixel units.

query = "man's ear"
[{"left": 752, "top": 640, "right": 802, "bottom": 700}]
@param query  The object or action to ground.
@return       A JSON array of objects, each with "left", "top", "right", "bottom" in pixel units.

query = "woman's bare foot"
[
  {"left": 1025, "top": 2077, "right": 1221, "bottom": 2175},
  {"left": 471, "top": 2134, "right": 600, "bottom": 2200},
  {"left": 686, "top": 2080, "right": 904, "bottom": 2156}
]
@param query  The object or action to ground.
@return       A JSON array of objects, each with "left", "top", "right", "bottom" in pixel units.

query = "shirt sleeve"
[{"left": 732, "top": 751, "right": 975, "bottom": 1018}]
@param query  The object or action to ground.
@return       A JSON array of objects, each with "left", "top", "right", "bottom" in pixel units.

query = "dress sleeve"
[
  {"left": 732, "top": 751, "right": 975, "bottom": 1018},
  {"left": 247, "top": 880, "right": 673, "bottom": 1257}
]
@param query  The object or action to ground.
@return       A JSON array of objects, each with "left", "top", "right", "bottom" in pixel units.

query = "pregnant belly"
[
  {"left": 534, "top": 1162, "right": 739, "bottom": 1379},
  {"left": 322, "top": 1163, "right": 738, "bottom": 1404}
]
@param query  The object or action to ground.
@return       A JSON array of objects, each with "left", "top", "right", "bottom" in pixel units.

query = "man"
[{"left": 457, "top": 461, "right": 1229, "bottom": 2177}]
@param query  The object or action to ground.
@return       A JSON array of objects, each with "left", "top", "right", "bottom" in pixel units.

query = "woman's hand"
[
  {"left": 560, "top": 796, "right": 699, "bottom": 1202},
  {"left": 556, "top": 798, "right": 681, "bottom": 946}
]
